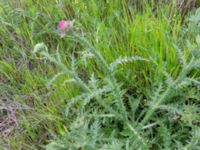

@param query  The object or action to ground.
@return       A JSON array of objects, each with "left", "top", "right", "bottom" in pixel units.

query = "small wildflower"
[{"left": 57, "top": 20, "right": 74, "bottom": 38}]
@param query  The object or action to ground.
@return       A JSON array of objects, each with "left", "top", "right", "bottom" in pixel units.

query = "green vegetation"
[{"left": 0, "top": 0, "right": 200, "bottom": 149}]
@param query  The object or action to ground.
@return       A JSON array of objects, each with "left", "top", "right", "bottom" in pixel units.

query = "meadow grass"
[{"left": 0, "top": 0, "right": 200, "bottom": 150}]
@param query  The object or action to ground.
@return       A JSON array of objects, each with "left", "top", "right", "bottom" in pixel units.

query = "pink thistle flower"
[{"left": 57, "top": 20, "right": 74, "bottom": 38}]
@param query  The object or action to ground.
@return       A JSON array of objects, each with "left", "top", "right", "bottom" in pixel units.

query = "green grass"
[{"left": 0, "top": 0, "right": 200, "bottom": 150}]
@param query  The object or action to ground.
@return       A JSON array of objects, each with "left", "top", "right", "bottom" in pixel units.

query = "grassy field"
[{"left": 0, "top": 0, "right": 200, "bottom": 150}]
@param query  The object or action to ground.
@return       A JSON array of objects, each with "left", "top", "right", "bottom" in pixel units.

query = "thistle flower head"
[
  {"left": 58, "top": 20, "right": 67, "bottom": 30},
  {"left": 57, "top": 20, "right": 74, "bottom": 38}
]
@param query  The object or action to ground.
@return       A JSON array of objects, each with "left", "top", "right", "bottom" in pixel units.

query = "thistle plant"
[
  {"left": 1, "top": 1, "right": 200, "bottom": 149},
  {"left": 33, "top": 22, "right": 200, "bottom": 149}
]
